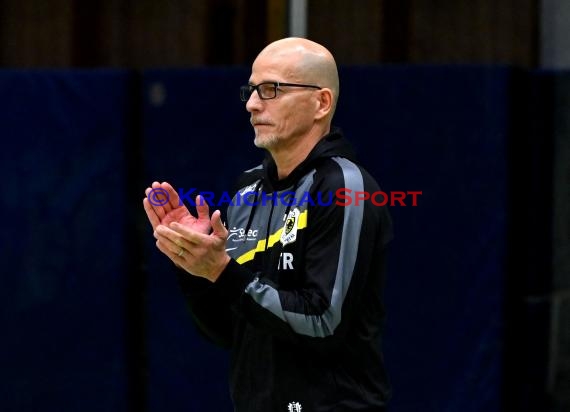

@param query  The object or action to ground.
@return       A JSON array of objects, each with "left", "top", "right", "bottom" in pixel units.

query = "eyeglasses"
[{"left": 240, "top": 82, "right": 322, "bottom": 102}]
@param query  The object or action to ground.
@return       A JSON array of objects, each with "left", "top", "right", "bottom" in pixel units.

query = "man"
[{"left": 143, "top": 37, "right": 393, "bottom": 411}]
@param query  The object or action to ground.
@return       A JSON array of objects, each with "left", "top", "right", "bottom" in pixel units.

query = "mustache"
[{"left": 250, "top": 118, "right": 272, "bottom": 126}]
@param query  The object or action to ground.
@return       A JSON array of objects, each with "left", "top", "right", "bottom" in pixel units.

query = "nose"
[{"left": 245, "top": 89, "right": 263, "bottom": 113}]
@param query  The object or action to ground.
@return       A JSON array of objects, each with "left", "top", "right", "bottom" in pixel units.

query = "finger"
[
  {"left": 146, "top": 183, "right": 168, "bottom": 220},
  {"left": 156, "top": 238, "right": 189, "bottom": 264},
  {"left": 211, "top": 210, "right": 228, "bottom": 239},
  {"left": 144, "top": 185, "right": 166, "bottom": 221},
  {"left": 161, "top": 181, "right": 181, "bottom": 210},
  {"left": 143, "top": 197, "right": 161, "bottom": 230},
  {"left": 155, "top": 229, "right": 195, "bottom": 260},
  {"left": 169, "top": 221, "right": 207, "bottom": 244},
  {"left": 156, "top": 236, "right": 179, "bottom": 257},
  {"left": 155, "top": 225, "right": 204, "bottom": 259},
  {"left": 195, "top": 195, "right": 211, "bottom": 221},
  {"left": 153, "top": 181, "right": 176, "bottom": 214},
  {"left": 155, "top": 224, "right": 186, "bottom": 248}
]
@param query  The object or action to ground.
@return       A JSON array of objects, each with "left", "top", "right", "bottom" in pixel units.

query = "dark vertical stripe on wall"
[
  {"left": 503, "top": 69, "right": 553, "bottom": 412},
  {"left": 242, "top": 0, "right": 267, "bottom": 63},
  {"left": 525, "top": 0, "right": 541, "bottom": 68},
  {"left": 71, "top": 0, "right": 104, "bottom": 67},
  {"left": 381, "top": 0, "right": 411, "bottom": 62},
  {"left": 206, "top": 0, "right": 267, "bottom": 65},
  {"left": 124, "top": 70, "right": 149, "bottom": 412},
  {"left": 206, "top": 0, "right": 237, "bottom": 64}
]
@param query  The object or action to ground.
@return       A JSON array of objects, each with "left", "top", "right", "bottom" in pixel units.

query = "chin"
[{"left": 254, "top": 134, "right": 280, "bottom": 149}]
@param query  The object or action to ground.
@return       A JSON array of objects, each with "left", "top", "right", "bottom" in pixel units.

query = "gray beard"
[{"left": 254, "top": 133, "right": 280, "bottom": 149}]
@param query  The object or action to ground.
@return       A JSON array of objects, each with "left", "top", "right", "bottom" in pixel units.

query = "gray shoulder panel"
[{"left": 242, "top": 157, "right": 366, "bottom": 337}]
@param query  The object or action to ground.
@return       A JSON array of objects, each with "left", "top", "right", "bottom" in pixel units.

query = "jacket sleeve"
[
  {"left": 209, "top": 158, "right": 392, "bottom": 348},
  {"left": 174, "top": 170, "right": 262, "bottom": 349},
  {"left": 176, "top": 270, "right": 239, "bottom": 349}
]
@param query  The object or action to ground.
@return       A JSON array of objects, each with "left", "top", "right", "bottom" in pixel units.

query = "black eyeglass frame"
[{"left": 240, "top": 82, "right": 322, "bottom": 102}]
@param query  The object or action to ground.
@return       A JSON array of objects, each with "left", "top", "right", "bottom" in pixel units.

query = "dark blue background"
[{"left": 0, "top": 66, "right": 557, "bottom": 411}]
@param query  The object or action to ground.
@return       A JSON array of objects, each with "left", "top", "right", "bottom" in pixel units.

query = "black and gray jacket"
[{"left": 177, "top": 129, "right": 393, "bottom": 412}]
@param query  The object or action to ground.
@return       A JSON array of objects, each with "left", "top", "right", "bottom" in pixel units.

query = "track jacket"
[{"left": 177, "top": 128, "right": 393, "bottom": 411}]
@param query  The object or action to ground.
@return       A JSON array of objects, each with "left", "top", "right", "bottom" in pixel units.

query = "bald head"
[{"left": 254, "top": 37, "right": 340, "bottom": 116}]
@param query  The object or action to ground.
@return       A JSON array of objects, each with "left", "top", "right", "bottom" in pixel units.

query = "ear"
[{"left": 314, "top": 88, "right": 333, "bottom": 120}]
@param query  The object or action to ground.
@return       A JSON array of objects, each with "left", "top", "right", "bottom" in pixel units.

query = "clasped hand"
[{"left": 143, "top": 181, "right": 230, "bottom": 282}]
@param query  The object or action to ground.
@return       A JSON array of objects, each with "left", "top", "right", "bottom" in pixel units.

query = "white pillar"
[
  {"left": 541, "top": 0, "right": 570, "bottom": 68},
  {"left": 289, "top": 0, "right": 308, "bottom": 38}
]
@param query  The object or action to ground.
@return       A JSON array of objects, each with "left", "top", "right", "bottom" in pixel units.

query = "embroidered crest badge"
[{"left": 280, "top": 208, "right": 300, "bottom": 246}]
